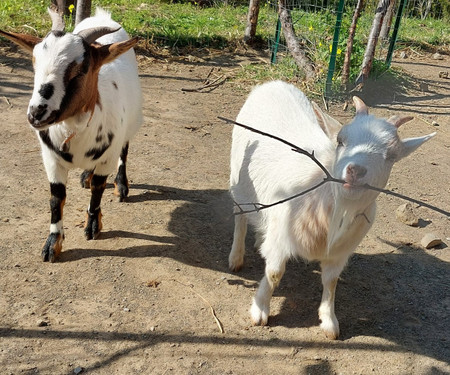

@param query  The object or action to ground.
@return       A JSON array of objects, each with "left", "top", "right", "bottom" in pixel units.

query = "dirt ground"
[{"left": 0, "top": 43, "right": 449, "bottom": 375}]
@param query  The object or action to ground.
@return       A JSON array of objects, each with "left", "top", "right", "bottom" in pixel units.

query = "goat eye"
[{"left": 336, "top": 137, "right": 344, "bottom": 147}]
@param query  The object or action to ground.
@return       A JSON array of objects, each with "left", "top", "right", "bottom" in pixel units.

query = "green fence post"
[
  {"left": 271, "top": 17, "right": 282, "bottom": 64},
  {"left": 385, "top": 0, "right": 408, "bottom": 67},
  {"left": 325, "top": 0, "right": 345, "bottom": 100}
]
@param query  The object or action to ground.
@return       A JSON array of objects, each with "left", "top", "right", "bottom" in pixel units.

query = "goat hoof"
[
  {"left": 84, "top": 209, "right": 103, "bottom": 240},
  {"left": 250, "top": 301, "right": 269, "bottom": 326},
  {"left": 228, "top": 257, "right": 244, "bottom": 272},
  {"left": 319, "top": 319, "right": 340, "bottom": 340},
  {"left": 114, "top": 181, "right": 129, "bottom": 202},
  {"left": 41, "top": 233, "right": 64, "bottom": 262}
]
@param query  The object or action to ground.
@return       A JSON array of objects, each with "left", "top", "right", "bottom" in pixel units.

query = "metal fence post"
[
  {"left": 271, "top": 17, "right": 282, "bottom": 64},
  {"left": 325, "top": 0, "right": 345, "bottom": 100},
  {"left": 385, "top": 0, "right": 408, "bottom": 67}
]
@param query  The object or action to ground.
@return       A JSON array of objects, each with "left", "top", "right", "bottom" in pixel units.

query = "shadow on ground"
[{"left": 53, "top": 182, "right": 450, "bottom": 368}]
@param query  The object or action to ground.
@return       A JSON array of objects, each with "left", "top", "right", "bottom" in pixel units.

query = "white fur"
[
  {"left": 31, "top": 9, "right": 142, "bottom": 181},
  {"left": 19, "top": 8, "right": 143, "bottom": 258},
  {"left": 229, "top": 81, "right": 434, "bottom": 339}
]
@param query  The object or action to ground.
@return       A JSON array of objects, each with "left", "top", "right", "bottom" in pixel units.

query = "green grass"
[{"left": 1, "top": 0, "right": 448, "bottom": 92}]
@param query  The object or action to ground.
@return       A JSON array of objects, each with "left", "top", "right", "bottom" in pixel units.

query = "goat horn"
[
  {"left": 48, "top": 7, "right": 65, "bottom": 32},
  {"left": 387, "top": 115, "right": 414, "bottom": 128},
  {"left": 77, "top": 26, "right": 121, "bottom": 45},
  {"left": 352, "top": 96, "right": 369, "bottom": 115}
]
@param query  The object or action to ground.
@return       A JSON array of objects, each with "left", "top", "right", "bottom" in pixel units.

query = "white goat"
[
  {"left": 229, "top": 80, "right": 435, "bottom": 339},
  {"left": 0, "top": 8, "right": 142, "bottom": 262}
]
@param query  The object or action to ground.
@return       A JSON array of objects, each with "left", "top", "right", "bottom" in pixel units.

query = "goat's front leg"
[
  {"left": 251, "top": 240, "right": 288, "bottom": 326},
  {"left": 42, "top": 182, "right": 67, "bottom": 262},
  {"left": 318, "top": 260, "right": 347, "bottom": 340},
  {"left": 84, "top": 174, "right": 107, "bottom": 240}
]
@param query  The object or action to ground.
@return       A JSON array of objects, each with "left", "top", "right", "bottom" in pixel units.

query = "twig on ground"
[
  {"left": 170, "top": 279, "right": 224, "bottom": 334},
  {"left": 3, "top": 96, "right": 12, "bottom": 108},
  {"left": 219, "top": 116, "right": 450, "bottom": 217},
  {"left": 181, "top": 75, "right": 226, "bottom": 93}
]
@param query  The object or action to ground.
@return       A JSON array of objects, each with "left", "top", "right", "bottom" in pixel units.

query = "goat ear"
[
  {"left": 397, "top": 133, "right": 436, "bottom": 160},
  {"left": 93, "top": 36, "right": 139, "bottom": 67},
  {"left": 387, "top": 115, "right": 414, "bottom": 128},
  {"left": 0, "top": 30, "right": 41, "bottom": 53},
  {"left": 311, "top": 101, "right": 342, "bottom": 140},
  {"left": 352, "top": 96, "right": 369, "bottom": 115}
]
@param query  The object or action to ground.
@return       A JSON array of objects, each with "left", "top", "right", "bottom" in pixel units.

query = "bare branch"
[
  {"left": 218, "top": 116, "right": 339, "bottom": 180},
  {"left": 219, "top": 117, "right": 450, "bottom": 218}
]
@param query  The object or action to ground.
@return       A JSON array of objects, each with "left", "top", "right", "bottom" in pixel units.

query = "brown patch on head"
[{"left": 51, "top": 36, "right": 137, "bottom": 124}]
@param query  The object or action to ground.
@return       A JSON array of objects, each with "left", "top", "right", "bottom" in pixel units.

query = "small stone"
[
  {"left": 432, "top": 52, "right": 444, "bottom": 60},
  {"left": 123, "top": 307, "right": 130, "bottom": 312},
  {"left": 73, "top": 367, "right": 84, "bottom": 374},
  {"left": 420, "top": 233, "right": 443, "bottom": 249},
  {"left": 395, "top": 203, "right": 419, "bottom": 226},
  {"left": 438, "top": 71, "right": 448, "bottom": 79},
  {"left": 2, "top": 218, "right": 9, "bottom": 223},
  {"left": 399, "top": 51, "right": 407, "bottom": 59},
  {"left": 431, "top": 121, "right": 439, "bottom": 126},
  {"left": 419, "top": 82, "right": 429, "bottom": 92},
  {"left": 37, "top": 320, "right": 48, "bottom": 327}
]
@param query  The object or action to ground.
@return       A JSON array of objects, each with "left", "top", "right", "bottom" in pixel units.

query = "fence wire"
[{"left": 267, "top": 0, "right": 447, "bottom": 95}]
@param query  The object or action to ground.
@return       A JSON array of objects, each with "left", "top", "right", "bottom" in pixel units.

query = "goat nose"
[
  {"left": 346, "top": 164, "right": 367, "bottom": 180},
  {"left": 28, "top": 104, "right": 48, "bottom": 124}
]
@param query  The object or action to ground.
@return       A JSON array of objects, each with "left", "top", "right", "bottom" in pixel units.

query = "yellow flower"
[
  {"left": 337, "top": 48, "right": 342, "bottom": 55},
  {"left": 329, "top": 45, "right": 332, "bottom": 52},
  {"left": 69, "top": 4, "right": 74, "bottom": 13},
  {"left": 309, "top": 25, "right": 313, "bottom": 31},
  {"left": 319, "top": 42, "right": 322, "bottom": 47}
]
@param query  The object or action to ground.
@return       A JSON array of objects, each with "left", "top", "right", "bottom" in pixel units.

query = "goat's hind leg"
[
  {"left": 80, "top": 169, "right": 94, "bottom": 188},
  {"left": 114, "top": 142, "right": 129, "bottom": 202},
  {"left": 84, "top": 174, "right": 107, "bottom": 240},
  {"left": 229, "top": 211, "right": 247, "bottom": 272}
]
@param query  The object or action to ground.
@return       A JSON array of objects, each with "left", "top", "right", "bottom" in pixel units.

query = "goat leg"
[
  {"left": 113, "top": 142, "right": 129, "bottom": 202},
  {"left": 84, "top": 174, "right": 107, "bottom": 240},
  {"left": 42, "top": 182, "right": 66, "bottom": 262}
]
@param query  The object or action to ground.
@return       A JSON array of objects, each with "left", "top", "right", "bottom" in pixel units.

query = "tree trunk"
[
  {"left": 277, "top": 0, "right": 315, "bottom": 80},
  {"left": 379, "top": 0, "right": 395, "bottom": 41},
  {"left": 75, "top": 0, "right": 92, "bottom": 26},
  {"left": 341, "top": 0, "right": 364, "bottom": 86},
  {"left": 356, "top": 0, "right": 390, "bottom": 84},
  {"left": 244, "top": 0, "right": 261, "bottom": 44}
]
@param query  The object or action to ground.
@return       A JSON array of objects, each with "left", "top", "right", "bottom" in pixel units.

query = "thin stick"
[
  {"left": 219, "top": 117, "right": 450, "bottom": 217},
  {"left": 170, "top": 279, "right": 224, "bottom": 334},
  {"left": 182, "top": 75, "right": 226, "bottom": 93},
  {"left": 218, "top": 116, "right": 337, "bottom": 179}
]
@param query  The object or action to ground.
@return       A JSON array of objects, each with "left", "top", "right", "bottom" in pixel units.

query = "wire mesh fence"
[{"left": 266, "top": 0, "right": 447, "bottom": 97}]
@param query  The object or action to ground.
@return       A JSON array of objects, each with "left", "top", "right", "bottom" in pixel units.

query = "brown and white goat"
[
  {"left": 0, "top": 8, "right": 143, "bottom": 262},
  {"left": 229, "top": 81, "right": 435, "bottom": 339}
]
